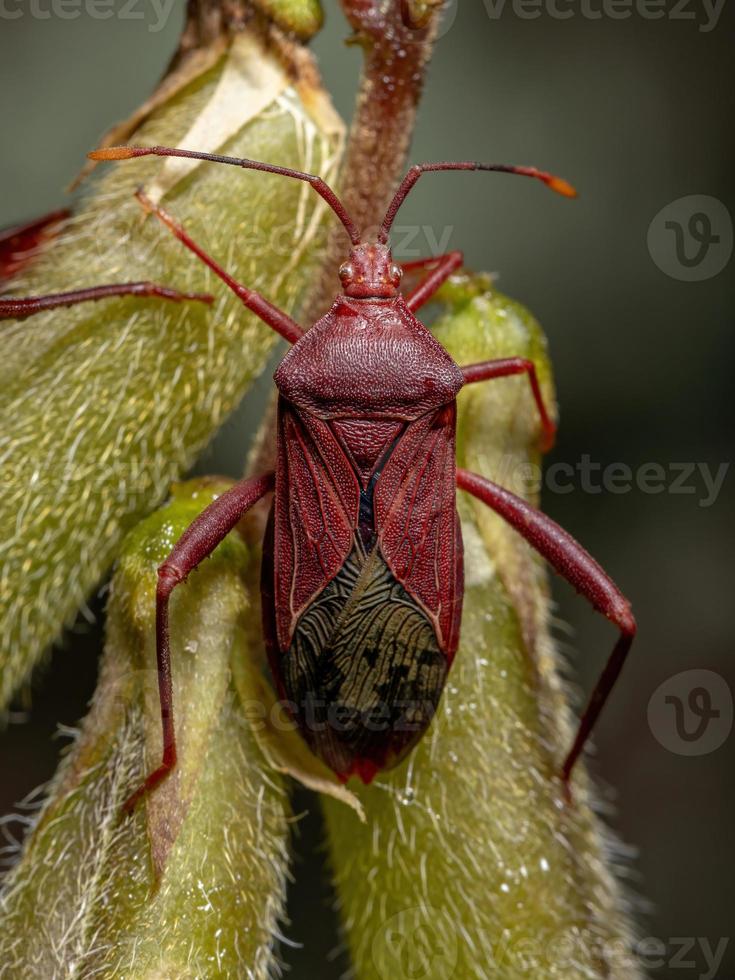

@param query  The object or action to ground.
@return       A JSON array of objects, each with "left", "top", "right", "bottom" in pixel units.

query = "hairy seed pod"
[
  {"left": 0, "top": 29, "right": 343, "bottom": 711},
  {"left": 322, "top": 274, "right": 642, "bottom": 980},
  {"left": 0, "top": 479, "right": 290, "bottom": 979}
]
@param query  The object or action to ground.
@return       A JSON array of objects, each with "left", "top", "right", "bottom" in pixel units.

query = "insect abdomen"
[{"left": 278, "top": 541, "right": 448, "bottom": 782}]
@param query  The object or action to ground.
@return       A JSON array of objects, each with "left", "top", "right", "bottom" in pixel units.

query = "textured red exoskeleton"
[
  {"left": 0, "top": 208, "right": 71, "bottom": 282},
  {"left": 2, "top": 147, "right": 636, "bottom": 811}
]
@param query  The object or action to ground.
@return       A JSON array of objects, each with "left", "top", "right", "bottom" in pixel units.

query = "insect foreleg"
[
  {"left": 402, "top": 250, "right": 463, "bottom": 312},
  {"left": 90, "top": 144, "right": 360, "bottom": 244},
  {"left": 0, "top": 282, "right": 213, "bottom": 321},
  {"left": 122, "top": 471, "right": 275, "bottom": 815},
  {"left": 461, "top": 357, "right": 557, "bottom": 452},
  {"left": 134, "top": 190, "right": 305, "bottom": 345},
  {"left": 456, "top": 468, "right": 636, "bottom": 794}
]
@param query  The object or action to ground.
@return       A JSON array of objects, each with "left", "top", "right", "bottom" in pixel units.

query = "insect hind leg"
[{"left": 457, "top": 467, "right": 636, "bottom": 795}]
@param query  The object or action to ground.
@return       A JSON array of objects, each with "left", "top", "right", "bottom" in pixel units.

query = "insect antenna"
[
  {"left": 378, "top": 161, "right": 577, "bottom": 243},
  {"left": 88, "top": 145, "right": 361, "bottom": 245}
]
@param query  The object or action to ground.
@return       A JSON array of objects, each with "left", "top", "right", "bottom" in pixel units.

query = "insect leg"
[
  {"left": 135, "top": 190, "right": 304, "bottom": 344},
  {"left": 90, "top": 144, "right": 360, "bottom": 244},
  {"left": 122, "top": 471, "right": 275, "bottom": 815},
  {"left": 0, "top": 207, "right": 69, "bottom": 280},
  {"left": 456, "top": 467, "right": 636, "bottom": 792},
  {"left": 0, "top": 282, "right": 213, "bottom": 321},
  {"left": 461, "top": 358, "right": 557, "bottom": 452},
  {"left": 403, "top": 250, "right": 463, "bottom": 312}
]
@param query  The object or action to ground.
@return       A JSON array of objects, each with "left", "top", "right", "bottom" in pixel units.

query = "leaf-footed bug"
[{"left": 1, "top": 146, "right": 635, "bottom": 811}]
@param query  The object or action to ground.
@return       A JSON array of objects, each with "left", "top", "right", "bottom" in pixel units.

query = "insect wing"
[
  {"left": 374, "top": 404, "right": 463, "bottom": 659},
  {"left": 272, "top": 399, "right": 360, "bottom": 651}
]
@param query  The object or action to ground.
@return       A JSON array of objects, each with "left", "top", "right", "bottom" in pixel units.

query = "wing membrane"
[
  {"left": 374, "top": 405, "right": 463, "bottom": 657},
  {"left": 273, "top": 399, "right": 360, "bottom": 650}
]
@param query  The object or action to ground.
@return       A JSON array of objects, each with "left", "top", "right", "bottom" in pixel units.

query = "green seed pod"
[
  {"left": 251, "top": 0, "right": 324, "bottom": 38},
  {"left": 0, "top": 30, "right": 344, "bottom": 712},
  {"left": 322, "top": 273, "right": 641, "bottom": 980},
  {"left": 0, "top": 479, "right": 290, "bottom": 979}
]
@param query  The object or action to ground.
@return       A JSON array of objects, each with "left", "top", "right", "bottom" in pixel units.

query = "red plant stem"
[
  {"left": 247, "top": 0, "right": 443, "bottom": 488},
  {"left": 302, "top": 0, "right": 442, "bottom": 319}
]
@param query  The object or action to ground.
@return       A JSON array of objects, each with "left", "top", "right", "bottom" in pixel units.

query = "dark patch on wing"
[{"left": 279, "top": 540, "right": 448, "bottom": 779}]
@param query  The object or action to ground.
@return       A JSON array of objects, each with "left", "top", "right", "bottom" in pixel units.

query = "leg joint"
[
  {"left": 157, "top": 562, "right": 183, "bottom": 598},
  {"left": 619, "top": 605, "right": 637, "bottom": 638}
]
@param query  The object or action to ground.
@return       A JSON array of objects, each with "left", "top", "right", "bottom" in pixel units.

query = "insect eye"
[
  {"left": 339, "top": 262, "right": 354, "bottom": 282},
  {"left": 389, "top": 263, "right": 402, "bottom": 282}
]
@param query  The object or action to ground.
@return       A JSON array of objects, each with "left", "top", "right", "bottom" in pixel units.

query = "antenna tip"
[
  {"left": 87, "top": 146, "right": 140, "bottom": 161},
  {"left": 546, "top": 175, "right": 577, "bottom": 198}
]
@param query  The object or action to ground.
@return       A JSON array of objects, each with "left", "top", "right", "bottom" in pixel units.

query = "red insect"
[
  {"left": 0, "top": 208, "right": 70, "bottom": 282},
  {"left": 1, "top": 146, "right": 636, "bottom": 810}
]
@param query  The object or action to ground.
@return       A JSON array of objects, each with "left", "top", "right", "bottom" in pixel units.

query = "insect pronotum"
[{"left": 1, "top": 147, "right": 636, "bottom": 812}]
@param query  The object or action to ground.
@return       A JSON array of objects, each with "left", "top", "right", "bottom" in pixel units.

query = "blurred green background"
[{"left": 1, "top": 2, "right": 733, "bottom": 976}]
